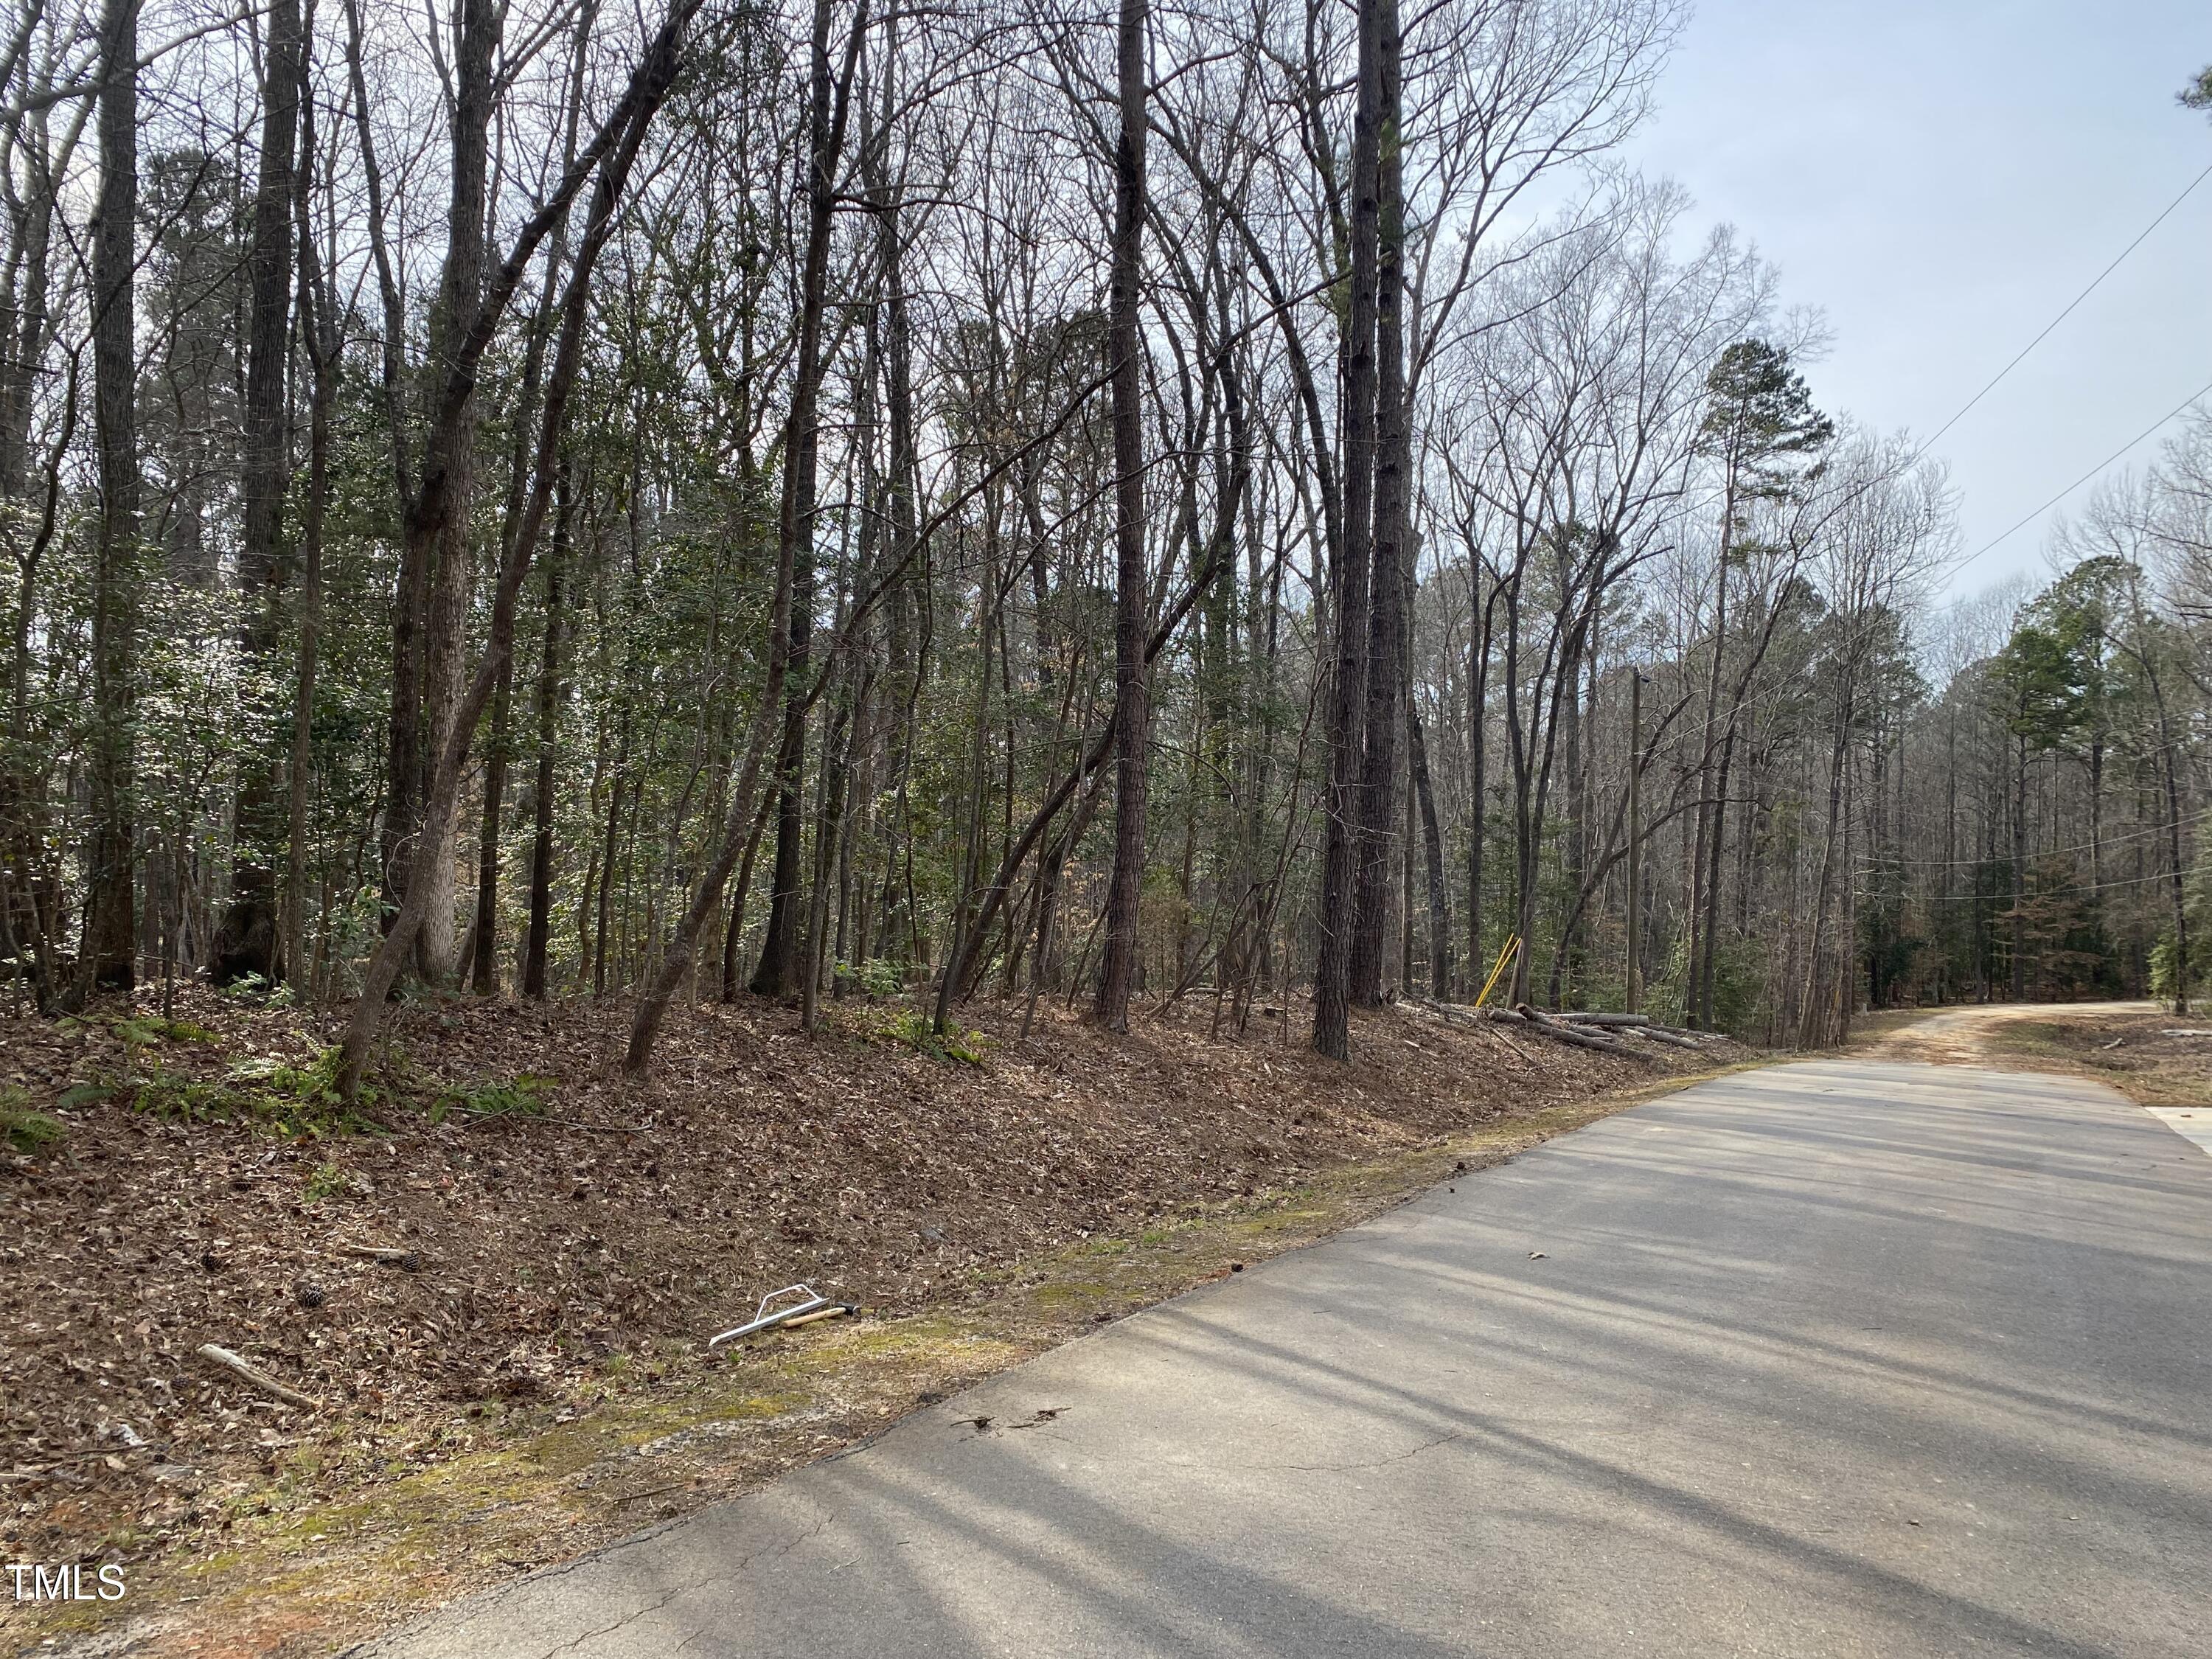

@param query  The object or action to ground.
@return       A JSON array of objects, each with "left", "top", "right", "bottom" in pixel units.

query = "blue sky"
[{"left": 1626, "top": 0, "right": 2212, "bottom": 598}]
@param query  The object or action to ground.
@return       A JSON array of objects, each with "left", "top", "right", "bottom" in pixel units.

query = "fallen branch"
[
  {"left": 1514, "top": 1004, "right": 1655, "bottom": 1062},
  {"left": 195, "top": 1343, "right": 321, "bottom": 1411},
  {"left": 1556, "top": 1011, "right": 1651, "bottom": 1028},
  {"left": 1482, "top": 1023, "right": 1541, "bottom": 1071},
  {"left": 611, "top": 1482, "right": 685, "bottom": 1504},
  {"left": 1396, "top": 998, "right": 1536, "bottom": 1071}
]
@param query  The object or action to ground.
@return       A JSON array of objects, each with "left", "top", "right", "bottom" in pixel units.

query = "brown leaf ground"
[{"left": 1, "top": 987, "right": 1750, "bottom": 1656}]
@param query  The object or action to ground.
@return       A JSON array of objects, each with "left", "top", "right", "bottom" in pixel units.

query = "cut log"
[
  {"left": 1514, "top": 1004, "right": 1655, "bottom": 1062},
  {"left": 1579, "top": 1015, "right": 1710, "bottom": 1042},
  {"left": 1557, "top": 1010, "right": 1719, "bottom": 1043},
  {"left": 195, "top": 1343, "right": 321, "bottom": 1411},
  {"left": 1629, "top": 1025, "right": 1703, "bottom": 1050}
]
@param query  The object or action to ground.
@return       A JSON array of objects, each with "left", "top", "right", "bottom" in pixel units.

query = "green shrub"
[
  {"left": 304, "top": 1161, "right": 362, "bottom": 1202},
  {"left": 835, "top": 958, "right": 908, "bottom": 999},
  {"left": 2150, "top": 928, "right": 2205, "bottom": 1009}
]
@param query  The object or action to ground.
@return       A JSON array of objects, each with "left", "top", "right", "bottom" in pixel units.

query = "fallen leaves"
[{"left": 1, "top": 984, "right": 1736, "bottom": 1582}]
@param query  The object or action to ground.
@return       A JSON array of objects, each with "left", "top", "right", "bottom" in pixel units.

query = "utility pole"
[{"left": 1626, "top": 670, "right": 1642, "bottom": 1013}]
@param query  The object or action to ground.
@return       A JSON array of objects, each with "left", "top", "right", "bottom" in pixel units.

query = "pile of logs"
[{"left": 1403, "top": 995, "right": 1725, "bottom": 1062}]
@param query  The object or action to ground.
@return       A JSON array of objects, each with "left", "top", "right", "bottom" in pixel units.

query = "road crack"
[{"left": 521, "top": 1508, "right": 841, "bottom": 1659}]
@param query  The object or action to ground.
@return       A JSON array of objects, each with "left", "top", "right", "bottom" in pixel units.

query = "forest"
[{"left": 4, "top": 0, "right": 2211, "bottom": 1077}]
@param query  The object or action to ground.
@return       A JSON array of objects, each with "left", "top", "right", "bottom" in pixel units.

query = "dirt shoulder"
[
  {"left": 2, "top": 990, "right": 1753, "bottom": 1657},
  {"left": 1846, "top": 1000, "right": 2212, "bottom": 1102}
]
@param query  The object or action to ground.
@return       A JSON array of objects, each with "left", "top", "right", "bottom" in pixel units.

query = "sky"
[{"left": 1623, "top": 0, "right": 2212, "bottom": 601}]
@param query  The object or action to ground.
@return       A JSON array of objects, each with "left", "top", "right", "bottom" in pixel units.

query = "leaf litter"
[{"left": 0, "top": 986, "right": 1743, "bottom": 1652}]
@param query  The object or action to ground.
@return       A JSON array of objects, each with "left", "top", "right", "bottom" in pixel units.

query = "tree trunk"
[
  {"left": 410, "top": 0, "right": 502, "bottom": 985},
  {"left": 1625, "top": 669, "right": 1642, "bottom": 1012},
  {"left": 751, "top": 0, "right": 857, "bottom": 1001},
  {"left": 1091, "top": 0, "right": 1150, "bottom": 1033},
  {"left": 1698, "top": 717, "right": 1740, "bottom": 1027},
  {"left": 212, "top": 0, "right": 302, "bottom": 986},
  {"left": 801, "top": 681, "right": 859, "bottom": 1032},
  {"left": 593, "top": 709, "right": 628, "bottom": 995},
  {"left": 285, "top": 42, "right": 335, "bottom": 1001},
  {"left": 1799, "top": 659, "right": 1857, "bottom": 1048},
  {"left": 2150, "top": 672, "right": 2190, "bottom": 1013},
  {"left": 1348, "top": 0, "right": 1406, "bottom": 1009},
  {"left": 476, "top": 44, "right": 585, "bottom": 998},
  {"left": 720, "top": 778, "right": 775, "bottom": 1001},
  {"left": 1941, "top": 698, "right": 1955, "bottom": 1001},
  {"left": 1312, "top": 0, "right": 1384, "bottom": 1060},
  {"left": 469, "top": 650, "right": 512, "bottom": 994},
  {"left": 2011, "top": 731, "right": 2027, "bottom": 1001},
  {"left": 522, "top": 466, "right": 572, "bottom": 998},
  {"left": 83, "top": 0, "right": 141, "bottom": 995},
  {"left": 1465, "top": 574, "right": 1495, "bottom": 993},
  {"left": 1688, "top": 535, "right": 1728, "bottom": 1026},
  {"left": 0, "top": 34, "right": 67, "bottom": 1010},
  {"left": 349, "top": 0, "right": 424, "bottom": 938},
  {"left": 1408, "top": 690, "right": 1449, "bottom": 996}
]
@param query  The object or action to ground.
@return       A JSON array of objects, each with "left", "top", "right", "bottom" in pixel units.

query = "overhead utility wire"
[
  {"left": 1955, "top": 369, "right": 2212, "bottom": 567},
  {"left": 1856, "top": 864, "right": 2191, "bottom": 904},
  {"left": 1915, "top": 159, "right": 2212, "bottom": 462},
  {"left": 1913, "top": 159, "right": 2212, "bottom": 572},
  {"left": 1858, "top": 805, "right": 2212, "bottom": 868}
]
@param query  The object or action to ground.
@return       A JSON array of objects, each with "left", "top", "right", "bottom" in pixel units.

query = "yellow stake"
[{"left": 1475, "top": 933, "right": 1520, "bottom": 1009}]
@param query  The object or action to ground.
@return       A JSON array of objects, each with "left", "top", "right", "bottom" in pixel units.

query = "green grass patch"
[{"left": 1028, "top": 1279, "right": 1113, "bottom": 1310}]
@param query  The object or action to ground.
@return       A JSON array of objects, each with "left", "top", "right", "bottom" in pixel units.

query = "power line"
[
  {"left": 1953, "top": 369, "right": 2212, "bottom": 570},
  {"left": 1916, "top": 159, "right": 2212, "bottom": 461},
  {"left": 1858, "top": 806, "right": 2212, "bottom": 869},
  {"left": 1857, "top": 863, "right": 2188, "bottom": 905}
]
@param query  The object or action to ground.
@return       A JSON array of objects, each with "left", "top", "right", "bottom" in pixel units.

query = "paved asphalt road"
[{"left": 355, "top": 1059, "right": 2212, "bottom": 1658}]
